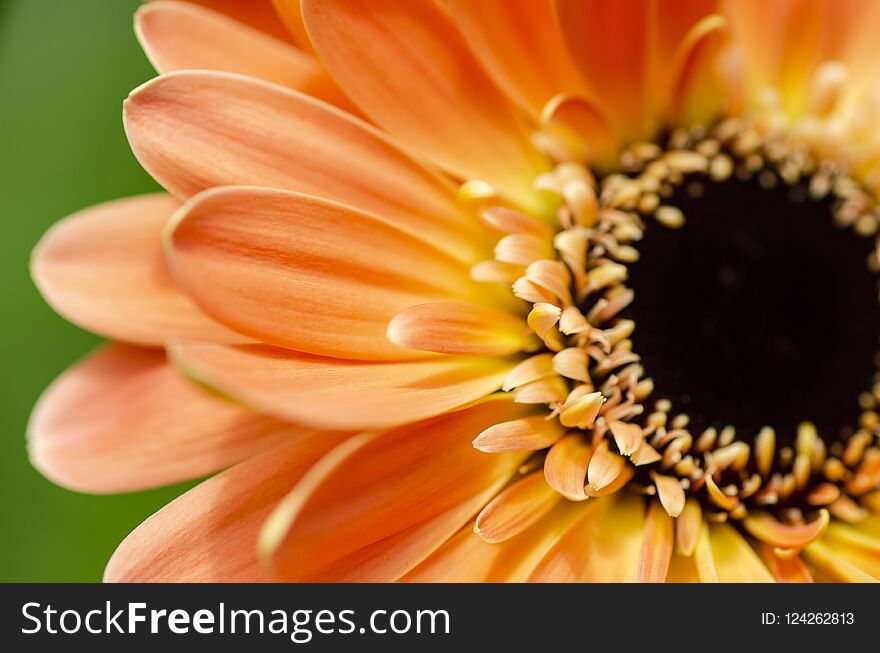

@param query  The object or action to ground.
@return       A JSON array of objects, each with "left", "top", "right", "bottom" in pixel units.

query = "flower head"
[{"left": 29, "top": 0, "right": 880, "bottom": 582}]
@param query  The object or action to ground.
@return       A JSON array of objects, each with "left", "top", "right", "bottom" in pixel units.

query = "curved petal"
[
  {"left": 301, "top": 0, "right": 550, "bottom": 213},
  {"left": 136, "top": 2, "right": 352, "bottom": 110},
  {"left": 402, "top": 504, "right": 580, "bottom": 582},
  {"left": 258, "top": 397, "right": 532, "bottom": 581},
  {"left": 387, "top": 301, "right": 529, "bottom": 356},
  {"left": 28, "top": 344, "right": 300, "bottom": 494},
  {"left": 171, "top": 343, "right": 514, "bottom": 430},
  {"left": 124, "top": 70, "right": 485, "bottom": 263},
  {"left": 555, "top": 0, "right": 720, "bottom": 138},
  {"left": 448, "top": 0, "right": 588, "bottom": 119},
  {"left": 180, "top": 0, "right": 292, "bottom": 41},
  {"left": 528, "top": 493, "right": 645, "bottom": 582},
  {"left": 31, "top": 194, "right": 245, "bottom": 347},
  {"left": 271, "top": 0, "right": 316, "bottom": 54},
  {"left": 168, "top": 187, "right": 489, "bottom": 360},
  {"left": 104, "top": 432, "right": 350, "bottom": 582}
]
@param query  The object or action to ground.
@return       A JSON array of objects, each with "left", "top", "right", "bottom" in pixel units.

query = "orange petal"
[
  {"left": 124, "top": 71, "right": 485, "bottom": 264},
  {"left": 652, "top": 472, "right": 686, "bottom": 518},
  {"left": 448, "top": 0, "right": 588, "bottom": 119},
  {"left": 387, "top": 301, "right": 528, "bottom": 356},
  {"left": 168, "top": 186, "right": 486, "bottom": 360},
  {"left": 104, "top": 432, "right": 350, "bottom": 582},
  {"left": 587, "top": 438, "right": 626, "bottom": 492},
  {"left": 759, "top": 545, "right": 814, "bottom": 583},
  {"left": 638, "top": 500, "right": 674, "bottom": 582},
  {"left": 181, "top": 0, "right": 292, "bottom": 41},
  {"left": 709, "top": 522, "right": 774, "bottom": 582},
  {"left": 609, "top": 420, "right": 643, "bottom": 457},
  {"left": 28, "top": 344, "right": 301, "bottom": 493},
  {"left": 136, "top": 2, "right": 351, "bottom": 110},
  {"left": 31, "top": 194, "right": 244, "bottom": 347},
  {"left": 301, "top": 0, "right": 550, "bottom": 213},
  {"left": 270, "top": 0, "right": 316, "bottom": 54},
  {"left": 475, "top": 471, "right": 562, "bottom": 543},
  {"left": 172, "top": 342, "right": 511, "bottom": 431},
  {"left": 543, "top": 434, "right": 592, "bottom": 501},
  {"left": 402, "top": 503, "right": 580, "bottom": 582},
  {"left": 675, "top": 498, "right": 703, "bottom": 556},
  {"left": 529, "top": 494, "right": 644, "bottom": 581},
  {"left": 258, "top": 397, "right": 532, "bottom": 581},
  {"left": 472, "top": 414, "right": 564, "bottom": 453},
  {"left": 555, "top": 0, "right": 650, "bottom": 138},
  {"left": 742, "top": 510, "right": 830, "bottom": 549}
]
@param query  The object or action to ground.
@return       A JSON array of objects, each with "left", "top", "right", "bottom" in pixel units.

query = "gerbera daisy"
[{"left": 28, "top": 0, "right": 880, "bottom": 582}]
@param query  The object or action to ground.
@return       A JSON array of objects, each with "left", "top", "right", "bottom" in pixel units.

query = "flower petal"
[
  {"left": 556, "top": 0, "right": 720, "bottom": 139},
  {"left": 474, "top": 471, "right": 562, "bottom": 543},
  {"left": 124, "top": 70, "right": 485, "bottom": 263},
  {"left": 136, "top": 2, "right": 351, "bottom": 110},
  {"left": 472, "top": 414, "right": 564, "bottom": 453},
  {"left": 31, "top": 194, "right": 244, "bottom": 346},
  {"left": 448, "top": 0, "right": 588, "bottom": 118},
  {"left": 528, "top": 494, "right": 644, "bottom": 582},
  {"left": 182, "top": 0, "right": 291, "bottom": 41},
  {"left": 402, "top": 504, "right": 580, "bottom": 582},
  {"left": 708, "top": 522, "right": 774, "bottom": 582},
  {"left": 638, "top": 500, "right": 674, "bottom": 582},
  {"left": 387, "top": 301, "right": 529, "bottom": 356},
  {"left": 28, "top": 344, "right": 300, "bottom": 493},
  {"left": 301, "top": 0, "right": 550, "bottom": 212},
  {"left": 258, "top": 397, "right": 531, "bottom": 581},
  {"left": 168, "top": 186, "right": 487, "bottom": 360},
  {"left": 171, "top": 343, "right": 512, "bottom": 430},
  {"left": 104, "top": 432, "right": 350, "bottom": 582}
]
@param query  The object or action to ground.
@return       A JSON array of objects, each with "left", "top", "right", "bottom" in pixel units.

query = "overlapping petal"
[
  {"left": 31, "top": 193, "right": 244, "bottom": 347},
  {"left": 301, "top": 0, "right": 551, "bottom": 212},
  {"left": 123, "top": 70, "right": 486, "bottom": 262},
  {"left": 136, "top": 1, "right": 351, "bottom": 110},
  {"left": 171, "top": 343, "right": 514, "bottom": 430},
  {"left": 28, "top": 344, "right": 301, "bottom": 493},
  {"left": 104, "top": 431, "right": 350, "bottom": 582},
  {"left": 258, "top": 397, "right": 533, "bottom": 581},
  {"left": 167, "top": 186, "right": 491, "bottom": 359}
]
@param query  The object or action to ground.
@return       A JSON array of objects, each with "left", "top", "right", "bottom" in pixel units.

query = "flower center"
[{"left": 625, "top": 145, "right": 880, "bottom": 445}]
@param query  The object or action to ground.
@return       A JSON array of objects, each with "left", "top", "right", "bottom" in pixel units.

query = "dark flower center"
[{"left": 626, "top": 167, "right": 880, "bottom": 446}]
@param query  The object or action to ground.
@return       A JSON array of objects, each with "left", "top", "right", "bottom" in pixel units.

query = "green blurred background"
[{"left": 0, "top": 0, "right": 194, "bottom": 581}]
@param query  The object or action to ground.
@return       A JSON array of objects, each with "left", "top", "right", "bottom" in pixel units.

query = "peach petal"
[
  {"left": 104, "top": 432, "right": 350, "bottom": 582},
  {"left": 387, "top": 301, "right": 528, "bottom": 356},
  {"left": 28, "top": 344, "right": 301, "bottom": 493},
  {"left": 124, "top": 71, "right": 485, "bottom": 263},
  {"left": 31, "top": 194, "right": 244, "bottom": 347},
  {"left": 675, "top": 498, "right": 702, "bottom": 556},
  {"left": 742, "top": 510, "right": 830, "bottom": 549},
  {"left": 448, "top": 0, "right": 588, "bottom": 119},
  {"left": 181, "top": 0, "right": 292, "bottom": 41},
  {"left": 472, "top": 415, "right": 564, "bottom": 453},
  {"left": 475, "top": 471, "right": 562, "bottom": 543},
  {"left": 171, "top": 342, "right": 512, "bottom": 431},
  {"left": 136, "top": 2, "right": 351, "bottom": 110},
  {"left": 258, "top": 397, "right": 532, "bottom": 581},
  {"left": 543, "top": 434, "right": 592, "bottom": 501},
  {"left": 168, "top": 186, "right": 487, "bottom": 360},
  {"left": 302, "top": 0, "right": 550, "bottom": 213}
]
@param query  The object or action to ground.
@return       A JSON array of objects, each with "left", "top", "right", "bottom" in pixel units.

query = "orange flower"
[{"left": 29, "top": 0, "right": 880, "bottom": 582}]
